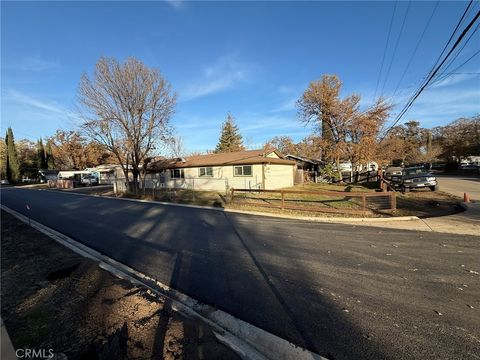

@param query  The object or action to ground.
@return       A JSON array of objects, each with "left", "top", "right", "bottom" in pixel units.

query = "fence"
[
  {"left": 112, "top": 176, "right": 230, "bottom": 196},
  {"left": 48, "top": 179, "right": 74, "bottom": 189},
  {"left": 338, "top": 170, "right": 381, "bottom": 184},
  {"left": 230, "top": 188, "right": 396, "bottom": 215}
]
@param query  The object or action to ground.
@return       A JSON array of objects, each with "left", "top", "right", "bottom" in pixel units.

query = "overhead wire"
[
  {"left": 380, "top": 7, "right": 480, "bottom": 140},
  {"left": 374, "top": 1, "right": 398, "bottom": 100},
  {"left": 391, "top": 1, "right": 439, "bottom": 98},
  {"left": 380, "top": 1, "right": 412, "bottom": 96}
]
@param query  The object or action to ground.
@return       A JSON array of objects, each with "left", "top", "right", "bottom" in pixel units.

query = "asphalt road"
[
  {"left": 1, "top": 188, "right": 479, "bottom": 360},
  {"left": 437, "top": 175, "right": 480, "bottom": 200}
]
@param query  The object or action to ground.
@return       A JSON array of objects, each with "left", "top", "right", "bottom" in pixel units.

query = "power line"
[
  {"left": 380, "top": 8, "right": 480, "bottom": 140},
  {"left": 374, "top": 1, "right": 398, "bottom": 99},
  {"left": 391, "top": 1, "right": 439, "bottom": 97},
  {"left": 421, "top": 0, "right": 474, "bottom": 83},
  {"left": 380, "top": 1, "right": 412, "bottom": 96},
  {"left": 431, "top": 49, "right": 480, "bottom": 85},
  {"left": 431, "top": 22, "right": 480, "bottom": 82}
]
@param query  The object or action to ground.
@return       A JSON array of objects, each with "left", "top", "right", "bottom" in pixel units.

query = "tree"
[
  {"left": 264, "top": 136, "right": 296, "bottom": 155},
  {"left": 0, "top": 138, "right": 7, "bottom": 180},
  {"left": 214, "top": 113, "right": 245, "bottom": 153},
  {"left": 48, "top": 129, "right": 115, "bottom": 170},
  {"left": 36, "top": 138, "right": 47, "bottom": 169},
  {"left": 78, "top": 57, "right": 176, "bottom": 191},
  {"left": 432, "top": 115, "right": 480, "bottom": 163},
  {"left": 297, "top": 74, "right": 391, "bottom": 177},
  {"left": 297, "top": 75, "right": 341, "bottom": 150},
  {"left": 5, "top": 128, "right": 20, "bottom": 183},
  {"left": 45, "top": 140, "right": 55, "bottom": 169}
]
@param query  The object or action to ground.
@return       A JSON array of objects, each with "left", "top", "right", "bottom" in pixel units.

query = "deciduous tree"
[{"left": 78, "top": 57, "right": 176, "bottom": 191}]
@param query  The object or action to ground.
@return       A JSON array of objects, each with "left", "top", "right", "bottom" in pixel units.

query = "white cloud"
[
  {"left": 181, "top": 55, "right": 249, "bottom": 101},
  {"left": 10, "top": 56, "right": 61, "bottom": 71},
  {"left": 430, "top": 73, "right": 473, "bottom": 88},
  {"left": 165, "top": 0, "right": 183, "bottom": 9},
  {"left": 271, "top": 98, "right": 297, "bottom": 113},
  {"left": 4, "top": 89, "right": 80, "bottom": 123}
]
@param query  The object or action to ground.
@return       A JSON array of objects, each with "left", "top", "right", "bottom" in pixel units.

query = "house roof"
[
  {"left": 147, "top": 149, "right": 296, "bottom": 172},
  {"left": 285, "top": 154, "right": 323, "bottom": 165}
]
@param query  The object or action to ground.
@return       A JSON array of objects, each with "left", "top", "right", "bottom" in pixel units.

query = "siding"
[{"left": 145, "top": 162, "right": 293, "bottom": 191}]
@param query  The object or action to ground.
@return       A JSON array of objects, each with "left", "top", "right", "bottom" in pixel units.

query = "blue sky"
[{"left": 2, "top": 1, "right": 479, "bottom": 153}]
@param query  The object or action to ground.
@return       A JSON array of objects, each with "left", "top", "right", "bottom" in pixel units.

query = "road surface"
[
  {"left": 1, "top": 188, "right": 479, "bottom": 360},
  {"left": 437, "top": 175, "right": 480, "bottom": 200}
]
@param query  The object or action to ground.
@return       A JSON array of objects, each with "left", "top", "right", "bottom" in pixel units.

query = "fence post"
[
  {"left": 391, "top": 192, "right": 397, "bottom": 210},
  {"left": 281, "top": 190, "right": 285, "bottom": 209},
  {"left": 192, "top": 178, "right": 195, "bottom": 202},
  {"left": 231, "top": 188, "right": 235, "bottom": 203},
  {"left": 361, "top": 194, "right": 366, "bottom": 211}
]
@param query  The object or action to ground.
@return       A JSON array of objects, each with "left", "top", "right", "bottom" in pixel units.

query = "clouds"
[
  {"left": 8, "top": 56, "right": 61, "bottom": 71},
  {"left": 181, "top": 55, "right": 250, "bottom": 101},
  {"left": 2, "top": 90, "right": 80, "bottom": 135}
]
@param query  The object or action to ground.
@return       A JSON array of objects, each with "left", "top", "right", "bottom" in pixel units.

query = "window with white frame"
[
  {"left": 199, "top": 167, "right": 213, "bottom": 177},
  {"left": 170, "top": 169, "right": 184, "bottom": 179},
  {"left": 234, "top": 165, "right": 252, "bottom": 176}
]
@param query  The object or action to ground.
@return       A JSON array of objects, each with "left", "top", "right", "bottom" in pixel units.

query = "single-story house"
[
  {"left": 145, "top": 149, "right": 296, "bottom": 191},
  {"left": 284, "top": 154, "right": 323, "bottom": 183}
]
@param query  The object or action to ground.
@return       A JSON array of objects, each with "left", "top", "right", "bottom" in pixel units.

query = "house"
[
  {"left": 145, "top": 149, "right": 296, "bottom": 191},
  {"left": 284, "top": 154, "right": 323, "bottom": 183},
  {"left": 37, "top": 169, "right": 59, "bottom": 183}
]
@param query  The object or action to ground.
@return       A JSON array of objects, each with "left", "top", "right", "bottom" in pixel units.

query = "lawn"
[{"left": 60, "top": 181, "right": 462, "bottom": 218}]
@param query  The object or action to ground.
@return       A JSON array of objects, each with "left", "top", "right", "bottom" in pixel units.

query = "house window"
[
  {"left": 170, "top": 169, "right": 184, "bottom": 179},
  {"left": 199, "top": 167, "right": 213, "bottom": 177},
  {"left": 234, "top": 165, "right": 252, "bottom": 176}
]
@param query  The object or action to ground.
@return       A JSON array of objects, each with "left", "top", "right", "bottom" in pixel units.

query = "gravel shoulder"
[{"left": 0, "top": 210, "right": 240, "bottom": 360}]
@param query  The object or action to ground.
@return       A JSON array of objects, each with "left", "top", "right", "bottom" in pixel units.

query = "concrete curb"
[
  {"left": 1, "top": 318, "right": 17, "bottom": 360},
  {"left": 39, "top": 188, "right": 421, "bottom": 223},
  {"left": 1, "top": 204, "right": 327, "bottom": 360}
]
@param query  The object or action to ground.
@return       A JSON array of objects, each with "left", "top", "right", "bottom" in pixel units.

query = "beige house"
[{"left": 145, "top": 149, "right": 296, "bottom": 191}]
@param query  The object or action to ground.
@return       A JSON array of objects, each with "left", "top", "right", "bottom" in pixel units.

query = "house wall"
[
  {"left": 145, "top": 162, "right": 294, "bottom": 191},
  {"left": 264, "top": 164, "right": 295, "bottom": 189}
]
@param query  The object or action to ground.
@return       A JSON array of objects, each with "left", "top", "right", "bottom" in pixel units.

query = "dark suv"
[{"left": 398, "top": 166, "right": 438, "bottom": 192}]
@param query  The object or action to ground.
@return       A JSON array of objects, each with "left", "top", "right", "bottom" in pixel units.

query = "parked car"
[
  {"left": 384, "top": 166, "right": 403, "bottom": 181},
  {"left": 81, "top": 174, "right": 99, "bottom": 186},
  {"left": 398, "top": 166, "right": 438, "bottom": 192}
]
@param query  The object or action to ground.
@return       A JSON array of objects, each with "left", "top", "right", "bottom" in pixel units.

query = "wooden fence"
[{"left": 230, "top": 188, "right": 396, "bottom": 215}]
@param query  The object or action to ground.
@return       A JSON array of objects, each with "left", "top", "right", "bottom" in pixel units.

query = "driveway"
[
  {"left": 437, "top": 175, "right": 480, "bottom": 200},
  {"left": 1, "top": 188, "right": 479, "bottom": 360}
]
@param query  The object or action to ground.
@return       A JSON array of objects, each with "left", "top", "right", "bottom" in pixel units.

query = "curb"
[
  {"left": 35, "top": 188, "right": 420, "bottom": 223},
  {"left": 1, "top": 317, "right": 17, "bottom": 360},
  {"left": 1, "top": 204, "right": 327, "bottom": 360}
]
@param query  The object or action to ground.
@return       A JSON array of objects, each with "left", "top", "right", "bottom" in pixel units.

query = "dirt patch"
[
  {"left": 394, "top": 190, "right": 463, "bottom": 217},
  {"left": 1, "top": 210, "right": 240, "bottom": 360}
]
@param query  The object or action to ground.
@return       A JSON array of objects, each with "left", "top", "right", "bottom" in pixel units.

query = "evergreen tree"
[
  {"left": 36, "top": 138, "right": 47, "bottom": 169},
  {"left": 6, "top": 128, "right": 20, "bottom": 183},
  {"left": 45, "top": 140, "right": 55, "bottom": 169},
  {"left": 214, "top": 113, "right": 245, "bottom": 153}
]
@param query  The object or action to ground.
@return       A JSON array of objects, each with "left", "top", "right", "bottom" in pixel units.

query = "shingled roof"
[{"left": 147, "top": 149, "right": 296, "bottom": 172}]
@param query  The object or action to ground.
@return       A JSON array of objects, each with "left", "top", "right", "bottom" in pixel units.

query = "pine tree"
[
  {"left": 45, "top": 140, "right": 55, "bottom": 169},
  {"left": 36, "top": 138, "right": 47, "bottom": 169},
  {"left": 214, "top": 113, "right": 245, "bottom": 153},
  {"left": 6, "top": 128, "right": 20, "bottom": 183}
]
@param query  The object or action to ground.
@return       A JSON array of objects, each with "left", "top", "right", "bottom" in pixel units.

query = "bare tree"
[
  {"left": 77, "top": 57, "right": 176, "bottom": 191},
  {"left": 169, "top": 136, "right": 186, "bottom": 158}
]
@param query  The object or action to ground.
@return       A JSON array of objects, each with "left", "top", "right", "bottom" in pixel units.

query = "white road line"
[{"left": 1, "top": 204, "right": 326, "bottom": 360}]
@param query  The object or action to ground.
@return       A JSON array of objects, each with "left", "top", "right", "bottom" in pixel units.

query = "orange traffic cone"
[{"left": 464, "top": 192, "right": 470, "bottom": 203}]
